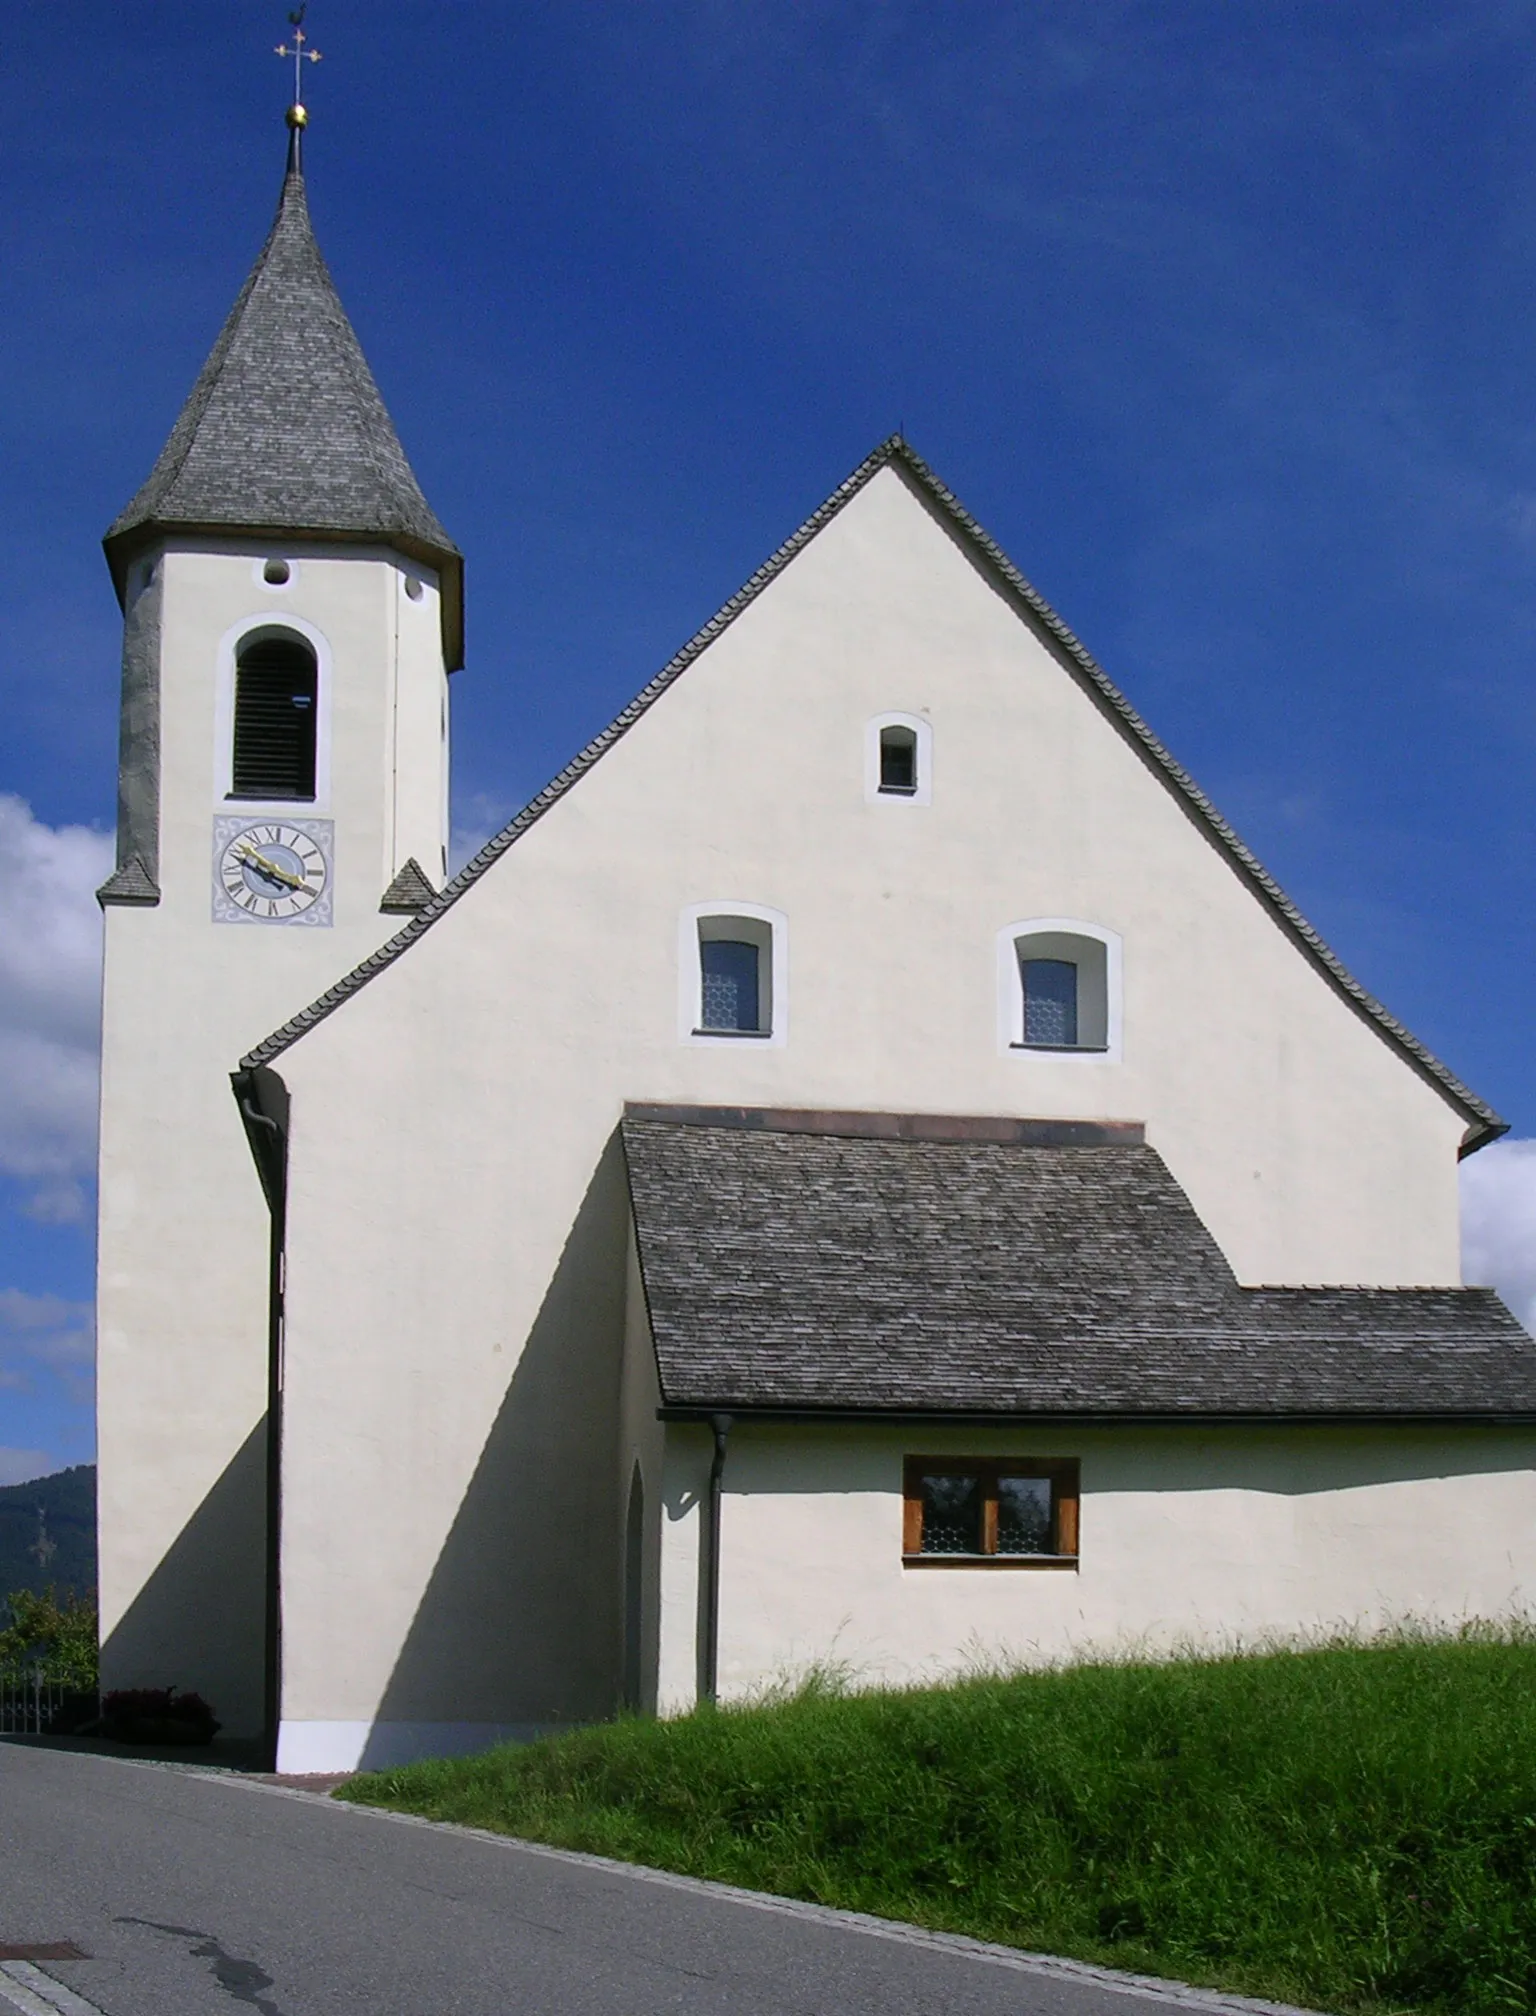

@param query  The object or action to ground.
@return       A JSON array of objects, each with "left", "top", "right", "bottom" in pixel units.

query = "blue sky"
[{"left": 2, "top": 2, "right": 1534, "bottom": 1479}]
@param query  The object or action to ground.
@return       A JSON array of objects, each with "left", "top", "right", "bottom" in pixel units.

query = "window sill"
[
  {"left": 876, "top": 784, "right": 919, "bottom": 797},
  {"left": 902, "top": 1553, "right": 1078, "bottom": 1570},
  {"left": 226, "top": 792, "right": 318, "bottom": 804},
  {"left": 692, "top": 1027, "right": 772, "bottom": 1039},
  {"left": 1009, "top": 1043, "right": 1109, "bottom": 1054}
]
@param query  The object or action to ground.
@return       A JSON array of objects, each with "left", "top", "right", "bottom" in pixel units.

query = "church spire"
[{"left": 103, "top": 93, "right": 463, "bottom": 668}]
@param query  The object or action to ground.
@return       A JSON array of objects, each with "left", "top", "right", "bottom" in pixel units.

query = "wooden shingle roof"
[{"left": 623, "top": 1109, "right": 1535, "bottom": 1420}]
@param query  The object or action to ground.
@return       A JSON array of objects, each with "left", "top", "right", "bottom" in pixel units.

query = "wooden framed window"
[{"left": 902, "top": 1457, "right": 1078, "bottom": 1567}]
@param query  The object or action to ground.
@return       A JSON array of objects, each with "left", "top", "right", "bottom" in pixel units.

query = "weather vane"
[{"left": 275, "top": 4, "right": 322, "bottom": 121}]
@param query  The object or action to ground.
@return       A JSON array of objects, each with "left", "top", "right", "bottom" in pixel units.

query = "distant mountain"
[{"left": 0, "top": 1464, "right": 96, "bottom": 1604}]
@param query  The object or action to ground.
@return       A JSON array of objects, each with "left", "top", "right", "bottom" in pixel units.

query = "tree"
[{"left": 0, "top": 1587, "right": 98, "bottom": 1690}]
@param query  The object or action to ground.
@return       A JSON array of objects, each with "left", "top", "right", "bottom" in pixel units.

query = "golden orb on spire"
[{"left": 286, "top": 102, "right": 309, "bottom": 128}]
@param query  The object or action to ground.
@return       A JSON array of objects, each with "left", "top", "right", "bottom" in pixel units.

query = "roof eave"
[{"left": 657, "top": 1403, "right": 1536, "bottom": 1427}]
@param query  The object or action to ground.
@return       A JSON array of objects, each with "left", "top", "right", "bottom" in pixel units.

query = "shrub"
[
  {"left": 100, "top": 1687, "right": 220, "bottom": 1745},
  {"left": 0, "top": 1587, "right": 97, "bottom": 1691}
]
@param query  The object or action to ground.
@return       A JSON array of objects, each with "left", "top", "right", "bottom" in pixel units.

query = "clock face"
[{"left": 212, "top": 818, "right": 333, "bottom": 927}]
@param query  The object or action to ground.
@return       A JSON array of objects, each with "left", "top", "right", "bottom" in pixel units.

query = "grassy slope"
[
  {"left": 341, "top": 1639, "right": 1536, "bottom": 2016},
  {"left": 0, "top": 1464, "right": 96, "bottom": 1603}
]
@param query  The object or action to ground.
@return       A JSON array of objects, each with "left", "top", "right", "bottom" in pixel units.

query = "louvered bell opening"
[{"left": 233, "top": 636, "right": 318, "bottom": 799}]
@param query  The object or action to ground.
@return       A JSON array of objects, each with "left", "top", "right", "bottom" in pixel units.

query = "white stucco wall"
[
  {"left": 267, "top": 465, "right": 1484, "bottom": 1763},
  {"left": 97, "top": 538, "right": 447, "bottom": 1734},
  {"left": 658, "top": 1422, "right": 1536, "bottom": 1713}
]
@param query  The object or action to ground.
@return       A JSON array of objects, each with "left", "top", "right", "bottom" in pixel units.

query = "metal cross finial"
[{"left": 275, "top": 4, "right": 322, "bottom": 110}]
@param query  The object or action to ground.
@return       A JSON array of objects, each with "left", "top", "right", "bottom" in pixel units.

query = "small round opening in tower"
[
  {"left": 263, "top": 558, "right": 292, "bottom": 586},
  {"left": 403, "top": 575, "right": 425, "bottom": 602}
]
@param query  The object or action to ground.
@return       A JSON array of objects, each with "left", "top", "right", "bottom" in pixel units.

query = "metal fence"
[{"left": 0, "top": 1672, "right": 93, "bottom": 1736}]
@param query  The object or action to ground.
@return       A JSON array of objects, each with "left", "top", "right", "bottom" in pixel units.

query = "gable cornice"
[{"left": 239, "top": 437, "right": 1506, "bottom": 1152}]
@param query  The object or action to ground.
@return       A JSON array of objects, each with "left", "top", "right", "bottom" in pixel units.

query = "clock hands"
[{"left": 235, "top": 839, "right": 307, "bottom": 892}]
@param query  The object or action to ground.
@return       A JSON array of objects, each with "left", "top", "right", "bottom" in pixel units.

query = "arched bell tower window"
[{"left": 231, "top": 630, "right": 318, "bottom": 800}]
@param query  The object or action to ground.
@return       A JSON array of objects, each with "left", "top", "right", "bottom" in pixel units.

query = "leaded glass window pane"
[
  {"left": 919, "top": 1473, "right": 982, "bottom": 1554},
  {"left": 1022, "top": 957, "right": 1077, "bottom": 1046},
  {"left": 997, "top": 1475, "right": 1053, "bottom": 1555},
  {"left": 701, "top": 938, "right": 760, "bottom": 1032}
]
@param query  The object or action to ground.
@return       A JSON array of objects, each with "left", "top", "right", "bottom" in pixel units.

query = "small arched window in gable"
[
  {"left": 682, "top": 904, "right": 787, "bottom": 1044},
  {"left": 1000, "top": 921, "right": 1121, "bottom": 1058},
  {"left": 696, "top": 915, "right": 772, "bottom": 1036},
  {"left": 702, "top": 937, "right": 760, "bottom": 1033},
  {"left": 865, "top": 713, "right": 932, "bottom": 804},
  {"left": 1021, "top": 956, "right": 1079, "bottom": 1046},
  {"left": 879, "top": 724, "right": 918, "bottom": 794},
  {"left": 232, "top": 631, "right": 318, "bottom": 800}
]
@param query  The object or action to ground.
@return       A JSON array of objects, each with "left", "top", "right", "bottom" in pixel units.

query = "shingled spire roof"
[{"left": 104, "top": 148, "right": 463, "bottom": 667}]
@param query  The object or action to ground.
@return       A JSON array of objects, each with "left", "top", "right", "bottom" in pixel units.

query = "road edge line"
[{"left": 0, "top": 1963, "right": 102, "bottom": 2016}]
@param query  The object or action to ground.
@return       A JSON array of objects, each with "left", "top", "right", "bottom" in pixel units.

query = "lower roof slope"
[{"left": 622, "top": 1113, "right": 1535, "bottom": 1421}]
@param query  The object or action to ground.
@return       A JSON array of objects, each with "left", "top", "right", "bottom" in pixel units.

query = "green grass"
[{"left": 339, "top": 1636, "right": 1536, "bottom": 2014}]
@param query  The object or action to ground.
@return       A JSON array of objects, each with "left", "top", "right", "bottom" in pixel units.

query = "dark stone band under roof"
[
  {"left": 622, "top": 1112, "right": 1536, "bottom": 1421},
  {"left": 105, "top": 162, "right": 462, "bottom": 668}
]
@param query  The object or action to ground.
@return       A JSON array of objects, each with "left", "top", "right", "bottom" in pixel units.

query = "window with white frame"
[
  {"left": 214, "top": 611, "right": 332, "bottom": 810},
  {"left": 997, "top": 920, "right": 1121, "bottom": 1058},
  {"left": 864, "top": 713, "right": 932, "bottom": 805},
  {"left": 682, "top": 906, "right": 787, "bottom": 1043}
]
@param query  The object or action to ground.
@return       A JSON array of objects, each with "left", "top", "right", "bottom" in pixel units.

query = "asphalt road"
[{"left": 1, "top": 1744, "right": 1313, "bottom": 2016}]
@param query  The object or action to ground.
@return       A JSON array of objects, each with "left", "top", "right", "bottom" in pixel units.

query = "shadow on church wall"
[
  {"left": 100, "top": 1416, "right": 268, "bottom": 1739},
  {"left": 362, "top": 1131, "right": 630, "bottom": 1752},
  {"left": 718, "top": 1424, "right": 1536, "bottom": 1501}
]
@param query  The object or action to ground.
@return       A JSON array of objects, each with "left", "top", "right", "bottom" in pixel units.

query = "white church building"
[{"left": 95, "top": 118, "right": 1536, "bottom": 1774}]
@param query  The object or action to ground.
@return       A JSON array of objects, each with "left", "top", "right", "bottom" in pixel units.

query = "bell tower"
[{"left": 95, "top": 102, "right": 463, "bottom": 1743}]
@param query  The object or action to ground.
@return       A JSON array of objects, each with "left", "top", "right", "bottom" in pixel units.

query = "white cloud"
[
  {"left": 0, "top": 1287, "right": 95, "bottom": 1353},
  {"left": 0, "top": 1289, "right": 95, "bottom": 1418},
  {"left": 0, "top": 1449, "right": 56, "bottom": 1488},
  {"left": 1461, "top": 1138, "right": 1536, "bottom": 1335},
  {"left": 21, "top": 1180, "right": 90, "bottom": 1226},
  {"left": 0, "top": 795, "right": 113, "bottom": 1195}
]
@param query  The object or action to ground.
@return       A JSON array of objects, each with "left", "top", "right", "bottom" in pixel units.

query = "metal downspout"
[
  {"left": 701, "top": 1413, "right": 733, "bottom": 1704},
  {"left": 233, "top": 1071, "right": 287, "bottom": 1770}
]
